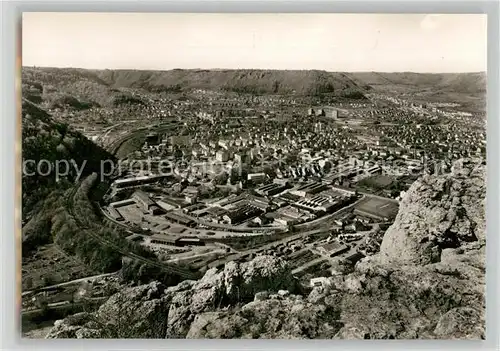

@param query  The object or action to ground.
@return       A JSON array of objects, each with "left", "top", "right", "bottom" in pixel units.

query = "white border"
[{"left": 2, "top": 1, "right": 499, "bottom": 350}]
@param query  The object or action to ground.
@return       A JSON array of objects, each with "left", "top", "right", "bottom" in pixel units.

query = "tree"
[
  {"left": 41, "top": 274, "right": 55, "bottom": 287},
  {"left": 24, "top": 277, "right": 33, "bottom": 290}
]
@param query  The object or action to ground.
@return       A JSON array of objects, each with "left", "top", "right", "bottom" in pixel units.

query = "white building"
[{"left": 310, "top": 277, "right": 332, "bottom": 288}]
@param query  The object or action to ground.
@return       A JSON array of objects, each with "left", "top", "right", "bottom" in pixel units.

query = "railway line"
[
  {"left": 106, "top": 121, "right": 181, "bottom": 156},
  {"left": 64, "top": 185, "right": 198, "bottom": 280}
]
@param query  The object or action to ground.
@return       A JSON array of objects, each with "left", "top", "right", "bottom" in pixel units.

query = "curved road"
[{"left": 22, "top": 272, "right": 118, "bottom": 297}]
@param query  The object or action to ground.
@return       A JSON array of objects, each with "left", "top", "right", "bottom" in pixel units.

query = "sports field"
[{"left": 354, "top": 196, "right": 399, "bottom": 220}]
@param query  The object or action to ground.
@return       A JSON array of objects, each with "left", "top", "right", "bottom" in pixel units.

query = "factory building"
[
  {"left": 132, "top": 190, "right": 165, "bottom": 215},
  {"left": 293, "top": 195, "right": 343, "bottom": 213},
  {"left": 150, "top": 234, "right": 177, "bottom": 246},
  {"left": 149, "top": 234, "right": 205, "bottom": 247},
  {"left": 165, "top": 212, "right": 196, "bottom": 227},
  {"left": 248, "top": 196, "right": 271, "bottom": 211},
  {"left": 247, "top": 172, "right": 267, "bottom": 184},
  {"left": 110, "top": 199, "right": 136, "bottom": 208},
  {"left": 345, "top": 251, "right": 366, "bottom": 264},
  {"left": 353, "top": 197, "right": 399, "bottom": 222},
  {"left": 316, "top": 241, "right": 350, "bottom": 257},
  {"left": 255, "top": 183, "right": 287, "bottom": 197},
  {"left": 223, "top": 204, "right": 264, "bottom": 225},
  {"left": 108, "top": 207, "right": 124, "bottom": 222},
  {"left": 290, "top": 181, "right": 327, "bottom": 197},
  {"left": 274, "top": 205, "right": 314, "bottom": 226},
  {"left": 176, "top": 237, "right": 205, "bottom": 247}
]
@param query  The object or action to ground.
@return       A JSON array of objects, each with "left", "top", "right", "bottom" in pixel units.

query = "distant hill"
[
  {"left": 349, "top": 72, "right": 486, "bottom": 94},
  {"left": 93, "top": 69, "right": 370, "bottom": 97},
  {"left": 22, "top": 67, "right": 144, "bottom": 108},
  {"left": 22, "top": 67, "right": 486, "bottom": 108},
  {"left": 22, "top": 67, "right": 370, "bottom": 103}
]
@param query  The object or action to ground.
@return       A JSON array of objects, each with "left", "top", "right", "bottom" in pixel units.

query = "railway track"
[
  {"left": 64, "top": 185, "right": 198, "bottom": 280},
  {"left": 106, "top": 121, "right": 180, "bottom": 156}
]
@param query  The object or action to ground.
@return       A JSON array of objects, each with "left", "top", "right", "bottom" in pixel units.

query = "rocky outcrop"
[
  {"left": 166, "top": 255, "right": 297, "bottom": 338},
  {"left": 46, "top": 281, "right": 171, "bottom": 339},
  {"left": 46, "top": 255, "right": 298, "bottom": 339},
  {"left": 378, "top": 159, "right": 485, "bottom": 266},
  {"left": 45, "top": 312, "right": 94, "bottom": 339},
  {"left": 331, "top": 160, "right": 486, "bottom": 339},
  {"left": 434, "top": 307, "right": 485, "bottom": 339},
  {"left": 186, "top": 294, "right": 342, "bottom": 339},
  {"left": 335, "top": 250, "right": 485, "bottom": 339}
]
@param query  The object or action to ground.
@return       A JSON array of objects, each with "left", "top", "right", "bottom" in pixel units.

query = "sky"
[{"left": 22, "top": 13, "right": 487, "bottom": 73}]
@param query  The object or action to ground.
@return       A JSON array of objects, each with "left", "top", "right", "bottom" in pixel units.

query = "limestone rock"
[
  {"left": 165, "top": 255, "right": 298, "bottom": 338},
  {"left": 378, "top": 159, "right": 485, "bottom": 266},
  {"left": 186, "top": 298, "right": 342, "bottom": 339},
  {"left": 434, "top": 307, "right": 485, "bottom": 339},
  {"left": 186, "top": 312, "right": 248, "bottom": 339},
  {"left": 45, "top": 312, "right": 92, "bottom": 339},
  {"left": 254, "top": 291, "right": 269, "bottom": 301}
]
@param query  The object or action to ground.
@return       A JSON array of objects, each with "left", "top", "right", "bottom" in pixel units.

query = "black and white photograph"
[{"left": 20, "top": 13, "right": 487, "bottom": 340}]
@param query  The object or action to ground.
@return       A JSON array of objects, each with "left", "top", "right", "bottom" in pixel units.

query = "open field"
[
  {"left": 22, "top": 244, "right": 97, "bottom": 291},
  {"left": 354, "top": 196, "right": 399, "bottom": 220},
  {"left": 357, "top": 175, "right": 395, "bottom": 189}
]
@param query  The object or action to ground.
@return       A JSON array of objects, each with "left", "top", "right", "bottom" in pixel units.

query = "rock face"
[
  {"left": 378, "top": 159, "right": 486, "bottom": 266},
  {"left": 166, "top": 255, "right": 297, "bottom": 338},
  {"left": 46, "top": 281, "right": 171, "bottom": 339},
  {"left": 186, "top": 295, "right": 342, "bottom": 339},
  {"left": 46, "top": 256, "right": 298, "bottom": 339},
  {"left": 45, "top": 312, "right": 94, "bottom": 339},
  {"left": 337, "top": 251, "right": 485, "bottom": 339},
  {"left": 434, "top": 307, "right": 485, "bottom": 339},
  {"left": 334, "top": 160, "right": 486, "bottom": 339}
]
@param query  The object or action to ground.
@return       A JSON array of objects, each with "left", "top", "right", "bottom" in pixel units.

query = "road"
[
  {"left": 22, "top": 272, "right": 118, "bottom": 297},
  {"left": 22, "top": 297, "right": 107, "bottom": 315},
  {"left": 207, "top": 226, "right": 334, "bottom": 269},
  {"left": 99, "top": 203, "right": 261, "bottom": 240},
  {"left": 166, "top": 249, "right": 226, "bottom": 264}
]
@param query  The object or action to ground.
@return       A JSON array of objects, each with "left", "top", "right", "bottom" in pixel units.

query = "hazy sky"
[{"left": 22, "top": 13, "right": 487, "bottom": 72}]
